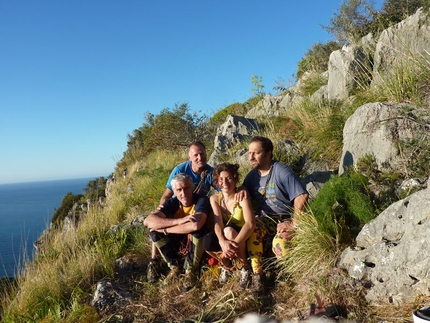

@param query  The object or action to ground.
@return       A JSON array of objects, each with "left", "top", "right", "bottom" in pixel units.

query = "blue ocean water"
[{"left": 0, "top": 177, "right": 94, "bottom": 278}]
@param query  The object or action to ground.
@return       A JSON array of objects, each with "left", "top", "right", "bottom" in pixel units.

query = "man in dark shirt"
[{"left": 144, "top": 173, "right": 210, "bottom": 291}]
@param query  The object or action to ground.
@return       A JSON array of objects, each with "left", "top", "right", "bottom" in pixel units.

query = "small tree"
[
  {"left": 83, "top": 176, "right": 107, "bottom": 202},
  {"left": 382, "top": 0, "right": 428, "bottom": 23},
  {"left": 250, "top": 74, "right": 266, "bottom": 98},
  {"left": 323, "top": 0, "right": 377, "bottom": 44},
  {"left": 121, "top": 102, "right": 213, "bottom": 169}
]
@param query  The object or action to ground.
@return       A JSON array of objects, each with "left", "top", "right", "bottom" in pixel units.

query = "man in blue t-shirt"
[
  {"left": 147, "top": 141, "right": 214, "bottom": 283},
  {"left": 242, "top": 136, "right": 308, "bottom": 258},
  {"left": 160, "top": 141, "right": 214, "bottom": 204},
  {"left": 144, "top": 173, "right": 210, "bottom": 291}
]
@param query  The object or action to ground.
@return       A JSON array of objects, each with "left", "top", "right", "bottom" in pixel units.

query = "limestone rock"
[
  {"left": 372, "top": 8, "right": 430, "bottom": 86},
  {"left": 338, "top": 183, "right": 430, "bottom": 305},
  {"left": 338, "top": 102, "right": 429, "bottom": 175}
]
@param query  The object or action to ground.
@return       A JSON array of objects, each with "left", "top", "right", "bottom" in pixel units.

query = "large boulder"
[
  {"left": 338, "top": 102, "right": 429, "bottom": 175},
  {"left": 246, "top": 95, "right": 287, "bottom": 118},
  {"left": 338, "top": 180, "right": 430, "bottom": 305},
  {"left": 208, "top": 115, "right": 258, "bottom": 166},
  {"left": 327, "top": 37, "right": 374, "bottom": 101},
  {"left": 372, "top": 8, "right": 430, "bottom": 86}
]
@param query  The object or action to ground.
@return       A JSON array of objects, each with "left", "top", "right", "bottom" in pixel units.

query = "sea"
[{"left": 0, "top": 177, "right": 95, "bottom": 278}]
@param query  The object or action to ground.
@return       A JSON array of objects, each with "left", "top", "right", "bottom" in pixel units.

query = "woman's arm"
[
  {"left": 234, "top": 195, "right": 256, "bottom": 245},
  {"left": 210, "top": 194, "right": 237, "bottom": 258}
]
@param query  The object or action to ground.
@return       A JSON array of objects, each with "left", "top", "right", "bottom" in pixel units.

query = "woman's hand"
[{"left": 219, "top": 238, "right": 238, "bottom": 259}]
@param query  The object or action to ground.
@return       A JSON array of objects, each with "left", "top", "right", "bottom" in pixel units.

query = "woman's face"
[{"left": 217, "top": 170, "right": 237, "bottom": 193}]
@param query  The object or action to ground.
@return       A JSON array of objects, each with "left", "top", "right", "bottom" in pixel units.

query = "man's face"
[
  {"left": 248, "top": 141, "right": 271, "bottom": 170},
  {"left": 188, "top": 144, "right": 207, "bottom": 170},
  {"left": 172, "top": 179, "right": 194, "bottom": 207}
]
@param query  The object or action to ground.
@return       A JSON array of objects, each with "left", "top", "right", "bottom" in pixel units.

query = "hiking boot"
[
  {"left": 163, "top": 267, "right": 180, "bottom": 286},
  {"left": 146, "top": 258, "right": 160, "bottom": 283},
  {"left": 218, "top": 267, "right": 230, "bottom": 285},
  {"left": 251, "top": 273, "right": 264, "bottom": 294},
  {"left": 182, "top": 271, "right": 198, "bottom": 291},
  {"left": 239, "top": 267, "right": 251, "bottom": 289}
]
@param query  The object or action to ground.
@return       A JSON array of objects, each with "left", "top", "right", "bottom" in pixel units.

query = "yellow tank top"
[{"left": 219, "top": 193, "right": 245, "bottom": 227}]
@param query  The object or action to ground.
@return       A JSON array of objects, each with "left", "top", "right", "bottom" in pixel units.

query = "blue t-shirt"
[
  {"left": 243, "top": 161, "right": 307, "bottom": 218},
  {"left": 166, "top": 160, "right": 214, "bottom": 197}
]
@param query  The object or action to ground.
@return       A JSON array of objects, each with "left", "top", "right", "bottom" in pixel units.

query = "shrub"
[
  {"left": 123, "top": 102, "right": 214, "bottom": 164},
  {"left": 299, "top": 72, "right": 329, "bottom": 97},
  {"left": 209, "top": 102, "right": 248, "bottom": 127},
  {"left": 323, "top": 0, "right": 377, "bottom": 44},
  {"left": 297, "top": 41, "right": 342, "bottom": 79},
  {"left": 309, "top": 173, "right": 377, "bottom": 246},
  {"left": 287, "top": 98, "right": 355, "bottom": 167},
  {"left": 51, "top": 192, "right": 83, "bottom": 226}
]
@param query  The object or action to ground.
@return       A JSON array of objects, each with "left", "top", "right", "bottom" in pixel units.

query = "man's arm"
[
  {"left": 276, "top": 192, "right": 308, "bottom": 234},
  {"left": 143, "top": 209, "right": 207, "bottom": 235},
  {"left": 165, "top": 212, "right": 207, "bottom": 235},
  {"left": 143, "top": 210, "right": 171, "bottom": 230},
  {"left": 159, "top": 188, "right": 174, "bottom": 205},
  {"left": 292, "top": 192, "right": 308, "bottom": 226}
]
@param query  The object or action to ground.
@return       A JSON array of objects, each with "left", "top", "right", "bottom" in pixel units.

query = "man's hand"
[
  {"left": 277, "top": 221, "right": 295, "bottom": 240},
  {"left": 234, "top": 186, "right": 249, "bottom": 202}
]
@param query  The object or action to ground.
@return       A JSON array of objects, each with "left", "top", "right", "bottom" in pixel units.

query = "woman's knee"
[{"left": 223, "top": 226, "right": 238, "bottom": 240}]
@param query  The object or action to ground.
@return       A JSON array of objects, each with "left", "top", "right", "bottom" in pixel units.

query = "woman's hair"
[{"left": 212, "top": 162, "right": 240, "bottom": 188}]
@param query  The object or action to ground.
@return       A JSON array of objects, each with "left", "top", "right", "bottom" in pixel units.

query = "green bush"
[
  {"left": 51, "top": 192, "right": 83, "bottom": 226},
  {"left": 299, "top": 73, "right": 329, "bottom": 96},
  {"left": 309, "top": 173, "right": 377, "bottom": 245},
  {"left": 124, "top": 102, "right": 214, "bottom": 161},
  {"left": 297, "top": 41, "right": 342, "bottom": 79},
  {"left": 209, "top": 102, "right": 248, "bottom": 127},
  {"left": 83, "top": 176, "right": 107, "bottom": 202}
]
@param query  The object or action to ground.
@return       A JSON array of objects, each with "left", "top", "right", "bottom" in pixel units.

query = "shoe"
[
  {"left": 218, "top": 267, "right": 230, "bottom": 284},
  {"left": 147, "top": 258, "right": 160, "bottom": 283},
  {"left": 163, "top": 267, "right": 180, "bottom": 286},
  {"left": 182, "top": 271, "right": 198, "bottom": 291},
  {"left": 251, "top": 273, "right": 264, "bottom": 294},
  {"left": 239, "top": 267, "right": 251, "bottom": 289}
]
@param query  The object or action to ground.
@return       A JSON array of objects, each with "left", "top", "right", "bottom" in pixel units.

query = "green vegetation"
[
  {"left": 297, "top": 41, "right": 342, "bottom": 79},
  {"left": 209, "top": 102, "right": 250, "bottom": 127},
  {"left": 250, "top": 74, "right": 266, "bottom": 98},
  {"left": 323, "top": 0, "right": 429, "bottom": 45},
  {"left": 309, "top": 173, "right": 377, "bottom": 244},
  {"left": 51, "top": 176, "right": 107, "bottom": 227},
  {"left": 286, "top": 98, "right": 355, "bottom": 167},
  {"left": 119, "top": 102, "right": 214, "bottom": 172}
]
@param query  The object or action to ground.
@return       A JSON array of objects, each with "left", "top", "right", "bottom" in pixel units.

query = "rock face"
[
  {"left": 245, "top": 95, "right": 286, "bottom": 118},
  {"left": 328, "top": 41, "right": 372, "bottom": 101},
  {"left": 338, "top": 102, "right": 429, "bottom": 175},
  {"left": 338, "top": 181, "right": 430, "bottom": 305},
  {"left": 208, "top": 114, "right": 258, "bottom": 166},
  {"left": 372, "top": 8, "right": 430, "bottom": 86}
]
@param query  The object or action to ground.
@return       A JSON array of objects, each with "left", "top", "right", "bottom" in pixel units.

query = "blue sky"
[{"left": 0, "top": 0, "right": 383, "bottom": 184}]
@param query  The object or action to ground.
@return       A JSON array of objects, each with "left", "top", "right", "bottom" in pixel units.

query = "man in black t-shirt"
[{"left": 144, "top": 173, "right": 210, "bottom": 291}]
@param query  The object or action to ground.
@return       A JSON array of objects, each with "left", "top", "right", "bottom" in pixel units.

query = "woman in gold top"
[{"left": 203, "top": 162, "right": 262, "bottom": 291}]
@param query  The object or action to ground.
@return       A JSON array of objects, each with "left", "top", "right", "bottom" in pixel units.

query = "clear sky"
[{"left": 0, "top": 0, "right": 383, "bottom": 184}]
